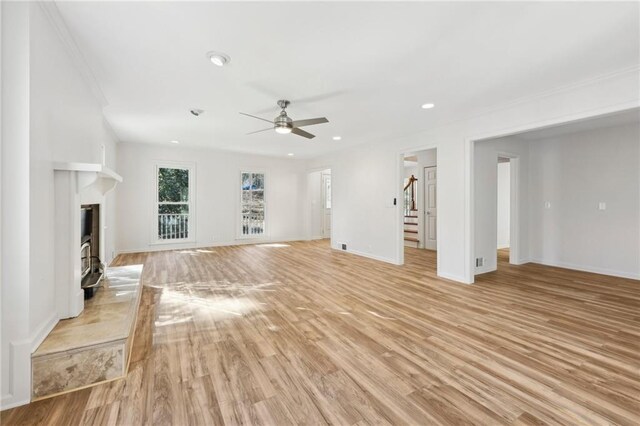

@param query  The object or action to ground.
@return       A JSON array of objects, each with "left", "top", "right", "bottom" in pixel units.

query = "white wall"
[
  {"left": 309, "top": 67, "right": 639, "bottom": 283},
  {"left": 309, "top": 146, "right": 401, "bottom": 263},
  {"left": 1, "top": 3, "right": 119, "bottom": 408},
  {"left": 1, "top": 1, "right": 31, "bottom": 408},
  {"left": 29, "top": 3, "right": 118, "bottom": 333},
  {"left": 529, "top": 123, "right": 639, "bottom": 278},
  {"left": 116, "top": 143, "right": 306, "bottom": 253},
  {"left": 497, "top": 162, "right": 511, "bottom": 249},
  {"left": 404, "top": 164, "right": 418, "bottom": 180}
]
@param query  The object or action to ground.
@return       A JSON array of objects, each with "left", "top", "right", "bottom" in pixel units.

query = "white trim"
[
  {"left": 0, "top": 309, "right": 57, "bottom": 409},
  {"left": 333, "top": 246, "right": 400, "bottom": 265},
  {"left": 530, "top": 258, "right": 640, "bottom": 281},
  {"left": 115, "top": 236, "right": 308, "bottom": 255},
  {"left": 437, "top": 271, "right": 473, "bottom": 285},
  {"left": 0, "top": 339, "right": 31, "bottom": 410},
  {"left": 433, "top": 66, "right": 640, "bottom": 135},
  {"left": 30, "top": 312, "right": 58, "bottom": 353}
]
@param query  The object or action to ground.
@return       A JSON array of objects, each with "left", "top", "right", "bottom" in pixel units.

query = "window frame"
[
  {"left": 237, "top": 170, "right": 267, "bottom": 240},
  {"left": 152, "top": 161, "right": 196, "bottom": 245}
]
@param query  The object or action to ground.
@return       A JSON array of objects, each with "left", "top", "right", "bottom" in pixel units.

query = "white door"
[
  {"left": 322, "top": 173, "right": 331, "bottom": 238},
  {"left": 424, "top": 166, "right": 437, "bottom": 250}
]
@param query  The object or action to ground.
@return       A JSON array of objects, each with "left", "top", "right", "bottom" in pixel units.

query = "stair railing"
[{"left": 403, "top": 175, "right": 418, "bottom": 216}]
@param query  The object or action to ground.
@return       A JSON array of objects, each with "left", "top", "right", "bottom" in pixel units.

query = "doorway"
[
  {"left": 321, "top": 170, "right": 331, "bottom": 238},
  {"left": 307, "top": 168, "right": 332, "bottom": 241},
  {"left": 402, "top": 148, "right": 437, "bottom": 256},
  {"left": 496, "top": 157, "right": 511, "bottom": 266}
]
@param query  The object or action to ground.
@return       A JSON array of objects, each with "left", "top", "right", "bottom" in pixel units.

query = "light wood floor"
[{"left": 2, "top": 240, "right": 639, "bottom": 425}]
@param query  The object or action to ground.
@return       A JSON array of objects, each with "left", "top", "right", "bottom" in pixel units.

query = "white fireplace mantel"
[
  {"left": 54, "top": 162, "right": 122, "bottom": 196},
  {"left": 53, "top": 162, "right": 123, "bottom": 319}
]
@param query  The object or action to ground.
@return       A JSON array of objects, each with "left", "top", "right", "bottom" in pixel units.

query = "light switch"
[
  {"left": 598, "top": 202, "right": 606, "bottom": 211},
  {"left": 544, "top": 201, "right": 551, "bottom": 209}
]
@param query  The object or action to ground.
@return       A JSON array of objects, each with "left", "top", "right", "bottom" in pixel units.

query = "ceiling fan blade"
[
  {"left": 291, "top": 117, "right": 329, "bottom": 128},
  {"left": 246, "top": 127, "right": 274, "bottom": 135},
  {"left": 291, "top": 127, "right": 315, "bottom": 139},
  {"left": 239, "top": 112, "right": 274, "bottom": 124}
]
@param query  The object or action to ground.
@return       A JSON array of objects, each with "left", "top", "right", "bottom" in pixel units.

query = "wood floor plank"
[{"left": 2, "top": 240, "right": 639, "bottom": 425}]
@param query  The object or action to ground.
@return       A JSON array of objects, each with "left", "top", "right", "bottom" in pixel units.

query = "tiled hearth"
[{"left": 31, "top": 265, "right": 143, "bottom": 399}]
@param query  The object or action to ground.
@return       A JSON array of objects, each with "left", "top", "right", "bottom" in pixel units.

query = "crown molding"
[
  {"left": 37, "top": 1, "right": 108, "bottom": 108},
  {"left": 467, "top": 64, "right": 640, "bottom": 119},
  {"left": 386, "top": 64, "right": 640, "bottom": 148}
]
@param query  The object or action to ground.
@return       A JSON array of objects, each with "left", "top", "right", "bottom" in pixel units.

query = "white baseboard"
[
  {"left": 0, "top": 339, "right": 31, "bottom": 410},
  {"left": 437, "top": 271, "right": 473, "bottom": 284},
  {"left": 116, "top": 236, "right": 308, "bottom": 256},
  {"left": 530, "top": 258, "right": 640, "bottom": 280},
  {"left": 474, "top": 265, "right": 497, "bottom": 275},
  {"left": 333, "top": 246, "right": 400, "bottom": 265},
  {"left": 30, "top": 312, "right": 58, "bottom": 353},
  {"left": 1, "top": 311, "right": 59, "bottom": 410}
]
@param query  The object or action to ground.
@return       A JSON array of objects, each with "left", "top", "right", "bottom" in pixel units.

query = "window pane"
[
  {"left": 158, "top": 168, "right": 189, "bottom": 202},
  {"left": 252, "top": 190, "right": 264, "bottom": 206},
  {"left": 242, "top": 173, "right": 252, "bottom": 190},
  {"left": 159, "top": 204, "right": 189, "bottom": 214},
  {"left": 252, "top": 173, "right": 264, "bottom": 190}
]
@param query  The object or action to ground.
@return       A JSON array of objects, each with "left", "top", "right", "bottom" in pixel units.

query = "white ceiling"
[{"left": 55, "top": 1, "right": 639, "bottom": 158}]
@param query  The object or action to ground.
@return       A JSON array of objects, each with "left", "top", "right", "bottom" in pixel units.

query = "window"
[
  {"left": 156, "top": 165, "right": 193, "bottom": 241},
  {"left": 240, "top": 172, "right": 265, "bottom": 237}
]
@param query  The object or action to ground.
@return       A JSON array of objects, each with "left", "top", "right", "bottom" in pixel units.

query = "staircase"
[
  {"left": 404, "top": 209, "right": 419, "bottom": 248},
  {"left": 404, "top": 175, "right": 419, "bottom": 248}
]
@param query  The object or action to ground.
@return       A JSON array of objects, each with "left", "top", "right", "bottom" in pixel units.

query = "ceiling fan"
[{"left": 240, "top": 100, "right": 328, "bottom": 139}]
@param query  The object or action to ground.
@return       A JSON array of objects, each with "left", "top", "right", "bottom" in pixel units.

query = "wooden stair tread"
[
  {"left": 404, "top": 236, "right": 419, "bottom": 242},
  {"left": 405, "top": 215, "right": 418, "bottom": 218},
  {"left": 404, "top": 229, "right": 418, "bottom": 233},
  {"left": 404, "top": 222, "right": 417, "bottom": 226}
]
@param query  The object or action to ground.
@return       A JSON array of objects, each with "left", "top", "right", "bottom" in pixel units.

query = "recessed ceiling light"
[
  {"left": 332, "top": 136, "right": 342, "bottom": 141},
  {"left": 421, "top": 103, "right": 435, "bottom": 109},
  {"left": 207, "top": 51, "right": 230, "bottom": 67},
  {"left": 287, "top": 153, "right": 294, "bottom": 157},
  {"left": 170, "top": 140, "right": 180, "bottom": 144}
]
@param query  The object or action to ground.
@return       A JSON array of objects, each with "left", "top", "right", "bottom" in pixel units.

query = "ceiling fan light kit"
[{"left": 240, "top": 99, "right": 329, "bottom": 139}]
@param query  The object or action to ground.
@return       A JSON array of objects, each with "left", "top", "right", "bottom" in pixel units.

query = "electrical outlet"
[
  {"left": 341, "top": 243, "right": 347, "bottom": 251},
  {"left": 476, "top": 257, "right": 484, "bottom": 267},
  {"left": 544, "top": 201, "right": 551, "bottom": 209},
  {"left": 598, "top": 202, "right": 606, "bottom": 211}
]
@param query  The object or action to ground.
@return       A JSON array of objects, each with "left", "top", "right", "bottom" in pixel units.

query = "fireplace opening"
[{"left": 80, "top": 204, "right": 104, "bottom": 299}]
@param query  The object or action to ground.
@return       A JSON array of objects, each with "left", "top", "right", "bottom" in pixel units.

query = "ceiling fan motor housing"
[{"left": 275, "top": 109, "right": 293, "bottom": 130}]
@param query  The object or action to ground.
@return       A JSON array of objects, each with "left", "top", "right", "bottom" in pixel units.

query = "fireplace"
[{"left": 80, "top": 204, "right": 104, "bottom": 299}]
